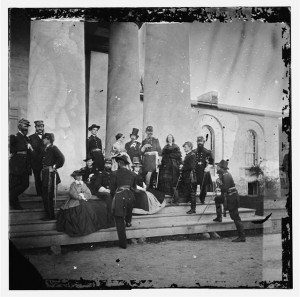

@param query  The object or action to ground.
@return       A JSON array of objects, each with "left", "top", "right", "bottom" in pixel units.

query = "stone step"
[
  {"left": 10, "top": 215, "right": 271, "bottom": 249},
  {"left": 9, "top": 207, "right": 256, "bottom": 233}
]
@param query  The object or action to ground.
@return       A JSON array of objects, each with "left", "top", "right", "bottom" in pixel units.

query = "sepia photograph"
[{"left": 4, "top": 3, "right": 295, "bottom": 291}]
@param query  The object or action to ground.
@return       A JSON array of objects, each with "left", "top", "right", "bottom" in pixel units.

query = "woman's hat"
[
  {"left": 115, "top": 133, "right": 124, "bottom": 140},
  {"left": 71, "top": 170, "right": 83, "bottom": 178},
  {"left": 88, "top": 124, "right": 100, "bottom": 131},
  {"left": 113, "top": 154, "right": 130, "bottom": 165},
  {"left": 83, "top": 154, "right": 94, "bottom": 162},
  {"left": 215, "top": 160, "right": 229, "bottom": 170},
  {"left": 130, "top": 128, "right": 139, "bottom": 139}
]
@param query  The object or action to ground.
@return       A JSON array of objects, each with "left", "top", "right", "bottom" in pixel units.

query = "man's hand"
[
  {"left": 179, "top": 164, "right": 183, "bottom": 170},
  {"left": 27, "top": 143, "right": 34, "bottom": 151}
]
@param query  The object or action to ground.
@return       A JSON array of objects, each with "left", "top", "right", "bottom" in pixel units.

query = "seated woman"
[
  {"left": 131, "top": 159, "right": 166, "bottom": 215},
  {"left": 56, "top": 170, "right": 114, "bottom": 237}
]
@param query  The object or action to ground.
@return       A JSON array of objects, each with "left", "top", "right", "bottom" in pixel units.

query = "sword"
[
  {"left": 197, "top": 186, "right": 216, "bottom": 222},
  {"left": 54, "top": 170, "right": 57, "bottom": 211}
]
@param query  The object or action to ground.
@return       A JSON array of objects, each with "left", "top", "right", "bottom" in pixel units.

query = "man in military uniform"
[
  {"left": 194, "top": 136, "right": 214, "bottom": 204},
  {"left": 9, "top": 118, "right": 33, "bottom": 210},
  {"left": 141, "top": 126, "right": 162, "bottom": 188},
  {"left": 87, "top": 124, "right": 105, "bottom": 171},
  {"left": 180, "top": 142, "right": 197, "bottom": 214},
  {"left": 91, "top": 158, "right": 113, "bottom": 225},
  {"left": 213, "top": 160, "right": 246, "bottom": 242},
  {"left": 110, "top": 154, "right": 137, "bottom": 249},
  {"left": 41, "top": 133, "right": 65, "bottom": 220},
  {"left": 28, "top": 120, "right": 45, "bottom": 196},
  {"left": 125, "top": 128, "right": 142, "bottom": 163}
]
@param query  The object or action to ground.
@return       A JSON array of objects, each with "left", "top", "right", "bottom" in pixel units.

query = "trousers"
[
  {"left": 41, "top": 170, "right": 55, "bottom": 219},
  {"left": 185, "top": 182, "right": 197, "bottom": 210},
  {"left": 9, "top": 173, "right": 30, "bottom": 208},
  {"left": 33, "top": 169, "right": 43, "bottom": 196},
  {"left": 114, "top": 212, "right": 133, "bottom": 249}
]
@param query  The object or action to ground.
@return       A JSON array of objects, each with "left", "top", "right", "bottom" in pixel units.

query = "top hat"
[
  {"left": 215, "top": 160, "right": 229, "bottom": 170},
  {"left": 34, "top": 120, "right": 44, "bottom": 126},
  {"left": 88, "top": 124, "right": 100, "bottom": 131},
  {"left": 42, "top": 133, "right": 55, "bottom": 142},
  {"left": 146, "top": 126, "right": 153, "bottom": 132},
  {"left": 113, "top": 154, "right": 130, "bottom": 165},
  {"left": 18, "top": 118, "right": 31, "bottom": 127},
  {"left": 197, "top": 136, "right": 205, "bottom": 142},
  {"left": 71, "top": 170, "right": 83, "bottom": 178},
  {"left": 83, "top": 154, "right": 94, "bottom": 162},
  {"left": 130, "top": 128, "right": 139, "bottom": 139}
]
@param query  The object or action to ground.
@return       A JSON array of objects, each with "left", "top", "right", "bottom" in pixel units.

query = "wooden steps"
[{"left": 9, "top": 194, "right": 270, "bottom": 249}]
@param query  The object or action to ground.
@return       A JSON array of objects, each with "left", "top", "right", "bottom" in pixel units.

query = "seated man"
[{"left": 91, "top": 158, "right": 113, "bottom": 224}]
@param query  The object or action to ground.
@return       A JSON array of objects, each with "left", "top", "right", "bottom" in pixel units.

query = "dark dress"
[
  {"left": 56, "top": 182, "right": 112, "bottom": 237},
  {"left": 158, "top": 143, "right": 182, "bottom": 195}
]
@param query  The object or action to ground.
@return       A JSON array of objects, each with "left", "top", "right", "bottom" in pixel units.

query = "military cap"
[
  {"left": 34, "top": 120, "right": 44, "bottom": 126},
  {"left": 88, "top": 124, "right": 100, "bottom": 131},
  {"left": 146, "top": 126, "right": 153, "bottom": 132},
  {"left": 42, "top": 133, "right": 55, "bottom": 142},
  {"left": 197, "top": 136, "right": 205, "bottom": 142},
  {"left": 18, "top": 118, "right": 31, "bottom": 126}
]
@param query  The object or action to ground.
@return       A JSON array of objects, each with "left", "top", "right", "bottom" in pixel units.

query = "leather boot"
[
  {"left": 233, "top": 220, "right": 246, "bottom": 242},
  {"left": 213, "top": 203, "right": 222, "bottom": 222}
]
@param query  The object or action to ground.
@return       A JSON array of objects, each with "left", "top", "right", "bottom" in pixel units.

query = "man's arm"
[{"left": 53, "top": 146, "right": 65, "bottom": 169}]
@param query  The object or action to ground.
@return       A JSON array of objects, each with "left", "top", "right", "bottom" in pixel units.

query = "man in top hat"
[
  {"left": 87, "top": 124, "right": 105, "bottom": 171},
  {"left": 110, "top": 154, "right": 137, "bottom": 249},
  {"left": 28, "top": 120, "right": 45, "bottom": 196},
  {"left": 41, "top": 133, "right": 65, "bottom": 220},
  {"left": 214, "top": 160, "right": 246, "bottom": 242},
  {"left": 141, "top": 126, "right": 162, "bottom": 188},
  {"left": 125, "top": 128, "right": 142, "bottom": 163},
  {"left": 9, "top": 118, "right": 34, "bottom": 210},
  {"left": 193, "top": 135, "right": 214, "bottom": 204}
]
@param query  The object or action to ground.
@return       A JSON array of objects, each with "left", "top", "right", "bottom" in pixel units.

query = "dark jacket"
[
  {"left": 218, "top": 170, "right": 239, "bottom": 210},
  {"left": 28, "top": 133, "right": 44, "bottom": 171},
  {"left": 87, "top": 135, "right": 102, "bottom": 152},
  {"left": 110, "top": 168, "right": 137, "bottom": 217},
  {"left": 193, "top": 146, "right": 214, "bottom": 171},
  {"left": 92, "top": 170, "right": 111, "bottom": 195},
  {"left": 141, "top": 137, "right": 162, "bottom": 156},
  {"left": 9, "top": 132, "right": 31, "bottom": 175},
  {"left": 42, "top": 144, "right": 65, "bottom": 186},
  {"left": 181, "top": 151, "right": 196, "bottom": 183},
  {"left": 81, "top": 165, "right": 99, "bottom": 183},
  {"left": 125, "top": 140, "right": 142, "bottom": 162}
]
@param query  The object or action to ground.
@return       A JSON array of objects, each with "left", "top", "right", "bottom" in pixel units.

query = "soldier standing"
[
  {"left": 87, "top": 124, "right": 105, "bottom": 171},
  {"left": 180, "top": 142, "right": 197, "bottom": 214},
  {"left": 141, "top": 126, "right": 162, "bottom": 188},
  {"left": 28, "top": 120, "right": 45, "bottom": 196},
  {"left": 41, "top": 133, "right": 65, "bottom": 220},
  {"left": 193, "top": 136, "right": 214, "bottom": 204},
  {"left": 9, "top": 119, "right": 33, "bottom": 210},
  {"left": 125, "top": 128, "right": 142, "bottom": 163},
  {"left": 213, "top": 160, "right": 246, "bottom": 242},
  {"left": 110, "top": 154, "right": 137, "bottom": 249}
]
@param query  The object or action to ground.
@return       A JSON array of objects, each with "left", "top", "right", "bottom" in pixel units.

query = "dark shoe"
[
  {"left": 186, "top": 209, "right": 196, "bottom": 214},
  {"left": 232, "top": 237, "right": 246, "bottom": 242},
  {"left": 126, "top": 222, "right": 132, "bottom": 228},
  {"left": 119, "top": 243, "right": 127, "bottom": 249},
  {"left": 213, "top": 217, "right": 222, "bottom": 222},
  {"left": 171, "top": 200, "right": 179, "bottom": 206}
]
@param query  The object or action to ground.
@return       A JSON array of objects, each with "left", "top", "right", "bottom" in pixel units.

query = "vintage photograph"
[{"left": 7, "top": 7, "right": 292, "bottom": 289}]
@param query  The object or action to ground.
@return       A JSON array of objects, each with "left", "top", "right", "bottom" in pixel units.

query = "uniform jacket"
[
  {"left": 87, "top": 135, "right": 102, "bottom": 152},
  {"left": 125, "top": 140, "right": 142, "bottom": 162},
  {"left": 91, "top": 170, "right": 111, "bottom": 195},
  {"left": 218, "top": 170, "right": 239, "bottom": 210},
  {"left": 110, "top": 168, "right": 137, "bottom": 217},
  {"left": 29, "top": 133, "right": 44, "bottom": 171},
  {"left": 9, "top": 131, "right": 31, "bottom": 175},
  {"left": 181, "top": 151, "right": 196, "bottom": 183},
  {"left": 81, "top": 165, "right": 99, "bottom": 183},
  {"left": 60, "top": 182, "right": 92, "bottom": 210},
  {"left": 193, "top": 146, "right": 214, "bottom": 171},
  {"left": 141, "top": 137, "right": 162, "bottom": 156},
  {"left": 42, "top": 144, "right": 65, "bottom": 186}
]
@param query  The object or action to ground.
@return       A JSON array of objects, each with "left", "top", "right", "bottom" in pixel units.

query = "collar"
[{"left": 18, "top": 130, "right": 24, "bottom": 136}]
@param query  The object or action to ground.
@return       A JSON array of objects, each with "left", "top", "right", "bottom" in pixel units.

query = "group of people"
[{"left": 9, "top": 119, "right": 245, "bottom": 249}]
